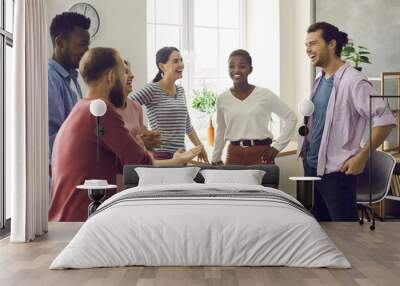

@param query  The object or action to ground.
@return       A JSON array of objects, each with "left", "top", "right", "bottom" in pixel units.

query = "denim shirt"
[{"left": 48, "top": 59, "right": 82, "bottom": 164}]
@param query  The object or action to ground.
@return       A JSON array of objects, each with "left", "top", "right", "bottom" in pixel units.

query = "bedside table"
[
  {"left": 289, "top": 176, "right": 321, "bottom": 210},
  {"left": 77, "top": 184, "right": 116, "bottom": 216}
]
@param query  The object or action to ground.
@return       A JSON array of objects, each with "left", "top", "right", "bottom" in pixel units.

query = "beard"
[
  {"left": 109, "top": 79, "right": 126, "bottom": 108},
  {"left": 314, "top": 51, "right": 330, "bottom": 68}
]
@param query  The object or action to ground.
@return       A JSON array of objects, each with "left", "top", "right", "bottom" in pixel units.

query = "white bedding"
[{"left": 50, "top": 183, "right": 351, "bottom": 269}]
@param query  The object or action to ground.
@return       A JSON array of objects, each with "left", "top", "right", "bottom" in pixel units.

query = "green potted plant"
[
  {"left": 192, "top": 87, "right": 217, "bottom": 146},
  {"left": 341, "top": 41, "right": 371, "bottom": 72}
]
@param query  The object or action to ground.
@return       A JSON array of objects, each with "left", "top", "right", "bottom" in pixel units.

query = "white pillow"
[
  {"left": 200, "top": 169, "right": 266, "bottom": 185},
  {"left": 135, "top": 167, "right": 200, "bottom": 186}
]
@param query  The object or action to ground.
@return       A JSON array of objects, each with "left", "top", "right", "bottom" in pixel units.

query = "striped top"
[{"left": 129, "top": 83, "right": 194, "bottom": 153}]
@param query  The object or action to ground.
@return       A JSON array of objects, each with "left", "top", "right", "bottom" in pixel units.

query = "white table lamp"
[
  {"left": 90, "top": 99, "right": 107, "bottom": 162},
  {"left": 298, "top": 98, "right": 315, "bottom": 136},
  {"left": 90, "top": 99, "right": 107, "bottom": 117}
]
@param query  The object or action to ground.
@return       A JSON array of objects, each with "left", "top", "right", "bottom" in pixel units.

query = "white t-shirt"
[{"left": 212, "top": 86, "right": 297, "bottom": 162}]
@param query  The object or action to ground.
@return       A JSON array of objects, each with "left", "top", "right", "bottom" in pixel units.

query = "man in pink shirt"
[
  {"left": 49, "top": 47, "right": 201, "bottom": 221},
  {"left": 298, "top": 22, "right": 395, "bottom": 221}
]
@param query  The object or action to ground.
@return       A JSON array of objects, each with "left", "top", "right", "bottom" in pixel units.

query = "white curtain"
[{"left": 8, "top": 0, "right": 49, "bottom": 242}]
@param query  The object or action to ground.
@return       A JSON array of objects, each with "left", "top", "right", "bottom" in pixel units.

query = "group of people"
[{"left": 47, "top": 12, "right": 395, "bottom": 223}]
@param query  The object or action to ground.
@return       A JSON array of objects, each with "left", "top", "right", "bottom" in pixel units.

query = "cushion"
[
  {"left": 200, "top": 169, "right": 266, "bottom": 185},
  {"left": 135, "top": 167, "right": 201, "bottom": 186}
]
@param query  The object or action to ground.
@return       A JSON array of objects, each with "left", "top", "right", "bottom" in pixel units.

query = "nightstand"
[
  {"left": 289, "top": 176, "right": 321, "bottom": 210},
  {"left": 77, "top": 184, "right": 116, "bottom": 216}
]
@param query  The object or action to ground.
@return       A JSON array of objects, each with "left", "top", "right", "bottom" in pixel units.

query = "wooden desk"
[{"left": 276, "top": 141, "right": 298, "bottom": 158}]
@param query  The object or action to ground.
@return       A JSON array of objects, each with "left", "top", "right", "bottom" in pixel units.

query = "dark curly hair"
[
  {"left": 307, "top": 22, "right": 348, "bottom": 57},
  {"left": 50, "top": 12, "right": 91, "bottom": 45}
]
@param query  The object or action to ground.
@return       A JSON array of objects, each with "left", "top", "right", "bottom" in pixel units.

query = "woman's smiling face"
[{"left": 228, "top": 55, "right": 252, "bottom": 85}]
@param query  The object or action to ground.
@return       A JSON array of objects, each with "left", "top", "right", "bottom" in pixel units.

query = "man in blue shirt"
[
  {"left": 300, "top": 22, "right": 394, "bottom": 221},
  {"left": 48, "top": 12, "right": 90, "bottom": 175}
]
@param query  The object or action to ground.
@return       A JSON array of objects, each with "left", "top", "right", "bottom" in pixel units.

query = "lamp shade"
[
  {"left": 298, "top": 98, "right": 314, "bottom": 116},
  {"left": 90, "top": 99, "right": 107, "bottom": 117}
]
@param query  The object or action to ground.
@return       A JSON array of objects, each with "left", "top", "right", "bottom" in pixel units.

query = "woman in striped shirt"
[{"left": 130, "top": 47, "right": 208, "bottom": 162}]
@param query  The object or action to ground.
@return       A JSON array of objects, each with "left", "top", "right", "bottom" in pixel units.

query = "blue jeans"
[{"left": 303, "top": 159, "right": 358, "bottom": 221}]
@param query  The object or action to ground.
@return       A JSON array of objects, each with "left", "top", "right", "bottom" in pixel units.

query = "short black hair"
[
  {"left": 229, "top": 49, "right": 252, "bottom": 67},
  {"left": 50, "top": 12, "right": 91, "bottom": 45},
  {"left": 307, "top": 22, "right": 348, "bottom": 57}
]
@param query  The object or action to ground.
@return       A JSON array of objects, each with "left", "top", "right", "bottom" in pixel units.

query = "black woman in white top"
[{"left": 212, "top": 49, "right": 297, "bottom": 165}]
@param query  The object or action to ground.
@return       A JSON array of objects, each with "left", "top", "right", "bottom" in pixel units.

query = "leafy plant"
[
  {"left": 191, "top": 87, "right": 217, "bottom": 115},
  {"left": 341, "top": 41, "right": 371, "bottom": 69}
]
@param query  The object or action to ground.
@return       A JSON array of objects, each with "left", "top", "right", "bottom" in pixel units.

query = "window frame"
[
  {"left": 146, "top": 0, "right": 246, "bottom": 143},
  {"left": 146, "top": 0, "right": 246, "bottom": 94},
  {"left": 189, "top": 0, "right": 246, "bottom": 94}
]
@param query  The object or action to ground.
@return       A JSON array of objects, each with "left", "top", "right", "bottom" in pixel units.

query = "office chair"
[{"left": 356, "top": 151, "right": 396, "bottom": 230}]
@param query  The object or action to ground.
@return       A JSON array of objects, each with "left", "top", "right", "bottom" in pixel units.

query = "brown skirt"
[{"left": 226, "top": 143, "right": 273, "bottom": 166}]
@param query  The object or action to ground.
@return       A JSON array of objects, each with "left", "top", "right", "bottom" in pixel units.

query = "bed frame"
[{"left": 123, "top": 164, "right": 280, "bottom": 189}]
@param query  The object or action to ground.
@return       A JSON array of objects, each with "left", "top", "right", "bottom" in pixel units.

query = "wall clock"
[{"left": 69, "top": 2, "right": 100, "bottom": 39}]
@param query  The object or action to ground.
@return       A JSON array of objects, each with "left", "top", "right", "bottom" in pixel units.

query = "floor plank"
[{"left": 0, "top": 222, "right": 399, "bottom": 286}]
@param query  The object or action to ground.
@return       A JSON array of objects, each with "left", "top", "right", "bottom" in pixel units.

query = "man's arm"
[
  {"left": 341, "top": 79, "right": 396, "bottom": 175},
  {"left": 101, "top": 106, "right": 153, "bottom": 168},
  {"left": 101, "top": 105, "right": 201, "bottom": 168},
  {"left": 140, "top": 128, "right": 161, "bottom": 151},
  {"left": 340, "top": 125, "right": 393, "bottom": 175},
  {"left": 153, "top": 146, "right": 203, "bottom": 166}
]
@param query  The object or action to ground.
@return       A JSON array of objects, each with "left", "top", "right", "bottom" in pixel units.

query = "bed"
[{"left": 49, "top": 165, "right": 350, "bottom": 269}]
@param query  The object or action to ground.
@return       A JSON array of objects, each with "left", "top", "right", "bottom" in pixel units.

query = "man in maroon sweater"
[{"left": 49, "top": 47, "right": 201, "bottom": 222}]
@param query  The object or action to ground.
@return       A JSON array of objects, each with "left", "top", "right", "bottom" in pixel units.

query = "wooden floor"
[{"left": 0, "top": 222, "right": 399, "bottom": 286}]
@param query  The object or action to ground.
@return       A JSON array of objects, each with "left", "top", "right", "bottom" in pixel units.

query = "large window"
[
  {"left": 146, "top": 0, "right": 245, "bottom": 141},
  {"left": 1, "top": 0, "right": 14, "bottom": 231}
]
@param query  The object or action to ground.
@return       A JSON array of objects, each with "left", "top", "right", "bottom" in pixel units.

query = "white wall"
[
  {"left": 275, "top": 155, "right": 303, "bottom": 197},
  {"left": 246, "top": 0, "right": 280, "bottom": 95},
  {"left": 46, "top": 0, "right": 148, "bottom": 89},
  {"left": 247, "top": 0, "right": 312, "bottom": 195},
  {"left": 277, "top": 0, "right": 313, "bottom": 195},
  {"left": 247, "top": 0, "right": 312, "bottom": 112},
  {"left": 292, "top": 0, "right": 314, "bottom": 110},
  {"left": 279, "top": 0, "right": 294, "bottom": 108},
  {"left": 246, "top": 0, "right": 281, "bottom": 142},
  {"left": 280, "top": 0, "right": 313, "bottom": 119}
]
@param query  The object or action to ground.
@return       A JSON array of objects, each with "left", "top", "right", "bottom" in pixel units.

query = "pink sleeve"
[
  {"left": 352, "top": 79, "right": 396, "bottom": 127},
  {"left": 136, "top": 102, "right": 144, "bottom": 127}
]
